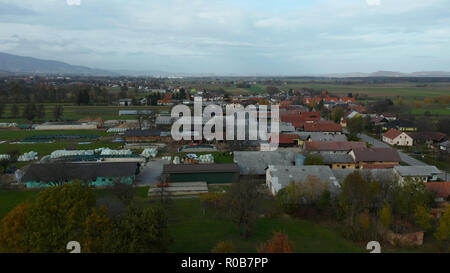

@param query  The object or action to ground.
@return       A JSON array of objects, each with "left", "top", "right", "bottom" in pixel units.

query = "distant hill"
[
  {"left": 321, "top": 70, "right": 450, "bottom": 78},
  {"left": 0, "top": 52, "right": 117, "bottom": 76}
]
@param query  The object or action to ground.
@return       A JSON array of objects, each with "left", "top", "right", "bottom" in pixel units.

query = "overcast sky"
[{"left": 0, "top": 0, "right": 449, "bottom": 75}]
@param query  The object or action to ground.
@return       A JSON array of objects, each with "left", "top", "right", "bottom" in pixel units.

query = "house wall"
[
  {"left": 25, "top": 176, "right": 135, "bottom": 188},
  {"left": 331, "top": 163, "right": 357, "bottom": 169}
]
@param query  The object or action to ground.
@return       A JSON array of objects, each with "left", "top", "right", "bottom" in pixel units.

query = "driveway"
[{"left": 136, "top": 159, "right": 170, "bottom": 186}]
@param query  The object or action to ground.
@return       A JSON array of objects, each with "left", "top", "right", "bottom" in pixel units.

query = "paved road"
[
  {"left": 136, "top": 159, "right": 170, "bottom": 186},
  {"left": 358, "top": 133, "right": 449, "bottom": 180}
]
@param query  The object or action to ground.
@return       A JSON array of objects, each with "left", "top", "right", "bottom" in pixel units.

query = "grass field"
[
  {"left": 166, "top": 198, "right": 364, "bottom": 253},
  {"left": 0, "top": 104, "right": 170, "bottom": 123}
]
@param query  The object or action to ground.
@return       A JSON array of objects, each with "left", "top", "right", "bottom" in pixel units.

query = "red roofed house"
[
  {"left": 269, "top": 134, "right": 300, "bottom": 147},
  {"left": 280, "top": 112, "right": 320, "bottom": 130},
  {"left": 340, "top": 97, "right": 356, "bottom": 103},
  {"left": 383, "top": 128, "right": 413, "bottom": 146},
  {"left": 303, "top": 121, "right": 343, "bottom": 134},
  {"left": 425, "top": 182, "right": 450, "bottom": 203}
]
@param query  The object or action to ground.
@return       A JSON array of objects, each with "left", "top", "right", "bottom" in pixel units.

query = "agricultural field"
[{"left": 0, "top": 104, "right": 170, "bottom": 123}]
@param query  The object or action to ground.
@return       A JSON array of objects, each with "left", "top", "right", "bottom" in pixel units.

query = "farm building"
[
  {"left": 320, "top": 153, "right": 357, "bottom": 169},
  {"left": 21, "top": 162, "right": 140, "bottom": 188},
  {"left": 304, "top": 141, "right": 367, "bottom": 154},
  {"left": 265, "top": 165, "right": 340, "bottom": 195},
  {"left": 162, "top": 163, "right": 239, "bottom": 184},
  {"left": 233, "top": 151, "right": 299, "bottom": 176},
  {"left": 393, "top": 165, "right": 443, "bottom": 183},
  {"left": 34, "top": 122, "right": 97, "bottom": 130},
  {"left": 349, "top": 147, "right": 401, "bottom": 169}
]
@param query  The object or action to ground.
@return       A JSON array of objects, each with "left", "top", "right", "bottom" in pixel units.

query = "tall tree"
[
  {"left": 223, "top": 178, "right": 261, "bottom": 239},
  {"left": 339, "top": 171, "right": 371, "bottom": 226},
  {"left": 10, "top": 104, "right": 19, "bottom": 118},
  {"left": 347, "top": 116, "right": 365, "bottom": 140},
  {"left": 53, "top": 105, "right": 63, "bottom": 121}
]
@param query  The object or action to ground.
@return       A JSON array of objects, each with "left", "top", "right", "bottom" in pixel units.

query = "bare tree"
[{"left": 223, "top": 177, "right": 262, "bottom": 239}]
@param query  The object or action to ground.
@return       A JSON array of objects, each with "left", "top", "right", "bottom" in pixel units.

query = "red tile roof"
[
  {"left": 271, "top": 134, "right": 299, "bottom": 144},
  {"left": 425, "top": 182, "right": 450, "bottom": 198},
  {"left": 304, "top": 122, "right": 343, "bottom": 132},
  {"left": 383, "top": 128, "right": 404, "bottom": 139},
  {"left": 305, "top": 141, "right": 367, "bottom": 151}
]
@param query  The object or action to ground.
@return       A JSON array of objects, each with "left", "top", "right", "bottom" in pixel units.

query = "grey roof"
[
  {"left": 163, "top": 163, "right": 239, "bottom": 174},
  {"left": 22, "top": 162, "right": 139, "bottom": 182},
  {"left": 234, "top": 151, "right": 297, "bottom": 175},
  {"left": 155, "top": 116, "right": 175, "bottom": 125},
  {"left": 267, "top": 165, "right": 340, "bottom": 192},
  {"left": 331, "top": 169, "right": 397, "bottom": 185},
  {"left": 320, "top": 153, "right": 354, "bottom": 164},
  {"left": 394, "top": 166, "right": 443, "bottom": 177},
  {"left": 291, "top": 132, "right": 347, "bottom": 142}
]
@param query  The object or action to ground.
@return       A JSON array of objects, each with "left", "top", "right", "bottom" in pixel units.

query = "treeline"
[
  {"left": 0, "top": 182, "right": 172, "bottom": 253},
  {"left": 0, "top": 81, "right": 115, "bottom": 104}
]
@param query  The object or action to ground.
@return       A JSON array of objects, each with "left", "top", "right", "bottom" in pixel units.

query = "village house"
[
  {"left": 393, "top": 165, "right": 443, "bottom": 183},
  {"left": 349, "top": 147, "right": 401, "bottom": 169},
  {"left": 320, "top": 154, "right": 357, "bottom": 169},
  {"left": 303, "top": 121, "right": 343, "bottom": 134},
  {"left": 233, "top": 151, "right": 300, "bottom": 178},
  {"left": 383, "top": 128, "right": 413, "bottom": 146}
]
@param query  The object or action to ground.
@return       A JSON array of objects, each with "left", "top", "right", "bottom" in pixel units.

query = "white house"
[{"left": 383, "top": 128, "right": 413, "bottom": 146}]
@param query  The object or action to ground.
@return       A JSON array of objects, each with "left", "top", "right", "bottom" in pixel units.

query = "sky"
[{"left": 0, "top": 0, "right": 449, "bottom": 75}]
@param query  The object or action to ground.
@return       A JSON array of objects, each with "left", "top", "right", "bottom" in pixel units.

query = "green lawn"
[{"left": 166, "top": 198, "right": 364, "bottom": 253}]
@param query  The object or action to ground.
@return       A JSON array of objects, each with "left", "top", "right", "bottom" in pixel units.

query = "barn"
[{"left": 162, "top": 163, "right": 239, "bottom": 184}]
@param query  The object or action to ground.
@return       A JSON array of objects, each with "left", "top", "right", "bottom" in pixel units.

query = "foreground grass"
[{"left": 166, "top": 198, "right": 364, "bottom": 253}]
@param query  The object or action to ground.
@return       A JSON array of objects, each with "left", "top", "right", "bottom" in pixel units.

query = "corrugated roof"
[
  {"left": 22, "top": 162, "right": 139, "bottom": 182},
  {"left": 394, "top": 165, "right": 443, "bottom": 177},
  {"left": 305, "top": 141, "right": 366, "bottom": 151},
  {"left": 352, "top": 147, "right": 401, "bottom": 162},
  {"left": 234, "top": 151, "right": 297, "bottom": 175}
]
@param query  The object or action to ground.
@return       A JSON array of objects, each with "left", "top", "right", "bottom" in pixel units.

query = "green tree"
[
  {"left": 23, "top": 103, "right": 37, "bottom": 121},
  {"left": 103, "top": 204, "right": 172, "bottom": 253},
  {"left": 435, "top": 205, "right": 450, "bottom": 252},
  {"left": 339, "top": 171, "right": 371, "bottom": 226},
  {"left": 379, "top": 201, "right": 394, "bottom": 229},
  {"left": 347, "top": 116, "right": 365, "bottom": 140},
  {"left": 266, "top": 86, "right": 279, "bottom": 96},
  {"left": 53, "top": 105, "right": 63, "bottom": 120},
  {"left": 0, "top": 202, "right": 31, "bottom": 253},
  {"left": 223, "top": 178, "right": 261, "bottom": 239},
  {"left": 331, "top": 107, "right": 345, "bottom": 123},
  {"left": 36, "top": 104, "right": 46, "bottom": 119},
  {"left": 304, "top": 155, "right": 323, "bottom": 165},
  {"left": 414, "top": 205, "right": 432, "bottom": 231},
  {"left": 24, "top": 182, "right": 96, "bottom": 252},
  {"left": 0, "top": 103, "right": 4, "bottom": 118},
  {"left": 82, "top": 206, "right": 113, "bottom": 253},
  {"left": 10, "top": 104, "right": 19, "bottom": 118}
]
